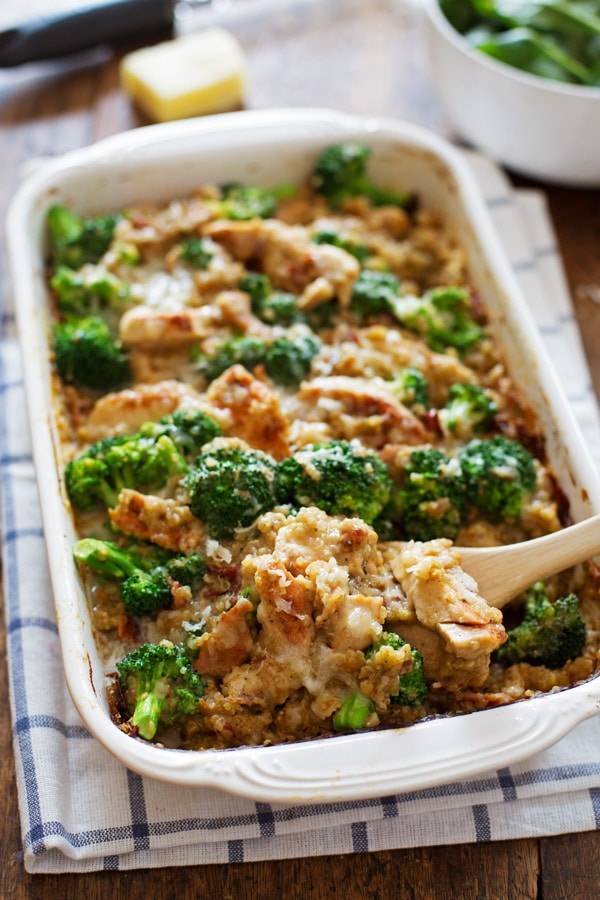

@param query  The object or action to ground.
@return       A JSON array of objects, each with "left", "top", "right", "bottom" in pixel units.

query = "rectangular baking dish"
[{"left": 7, "top": 109, "right": 600, "bottom": 803}]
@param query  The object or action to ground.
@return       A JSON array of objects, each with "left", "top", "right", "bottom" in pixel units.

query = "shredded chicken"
[
  {"left": 388, "top": 540, "right": 507, "bottom": 689},
  {"left": 109, "top": 489, "right": 204, "bottom": 553},
  {"left": 206, "top": 364, "right": 290, "bottom": 459},
  {"left": 194, "top": 597, "right": 254, "bottom": 677},
  {"left": 120, "top": 306, "right": 216, "bottom": 348},
  {"left": 295, "top": 375, "right": 429, "bottom": 448},
  {"left": 80, "top": 380, "right": 203, "bottom": 441},
  {"left": 206, "top": 218, "right": 359, "bottom": 306},
  {"left": 215, "top": 289, "right": 273, "bottom": 338}
]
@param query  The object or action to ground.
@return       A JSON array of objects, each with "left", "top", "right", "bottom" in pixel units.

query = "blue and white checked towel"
[{"left": 2, "top": 153, "right": 600, "bottom": 874}]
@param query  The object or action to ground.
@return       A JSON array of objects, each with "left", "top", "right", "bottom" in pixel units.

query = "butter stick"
[{"left": 120, "top": 29, "right": 245, "bottom": 123}]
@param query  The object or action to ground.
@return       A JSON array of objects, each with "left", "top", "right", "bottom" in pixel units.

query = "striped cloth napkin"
[{"left": 1, "top": 152, "right": 599, "bottom": 874}]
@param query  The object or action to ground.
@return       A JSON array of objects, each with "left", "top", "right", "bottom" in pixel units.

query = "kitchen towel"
[{"left": 1, "top": 153, "right": 599, "bottom": 873}]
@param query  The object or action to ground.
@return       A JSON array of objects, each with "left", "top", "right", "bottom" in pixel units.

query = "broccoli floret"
[
  {"left": 392, "top": 286, "right": 483, "bottom": 354},
  {"left": 179, "top": 236, "right": 213, "bottom": 269},
  {"left": 65, "top": 430, "right": 187, "bottom": 512},
  {"left": 219, "top": 183, "right": 294, "bottom": 220},
  {"left": 53, "top": 316, "right": 130, "bottom": 390},
  {"left": 392, "top": 448, "right": 467, "bottom": 541},
  {"left": 275, "top": 440, "right": 392, "bottom": 524},
  {"left": 199, "top": 335, "right": 268, "bottom": 382},
  {"left": 312, "top": 144, "right": 409, "bottom": 209},
  {"left": 332, "top": 692, "right": 374, "bottom": 731},
  {"left": 116, "top": 641, "right": 204, "bottom": 740},
  {"left": 50, "top": 265, "right": 130, "bottom": 315},
  {"left": 239, "top": 271, "right": 271, "bottom": 305},
  {"left": 312, "top": 229, "right": 370, "bottom": 262},
  {"left": 390, "top": 367, "right": 429, "bottom": 413},
  {"left": 350, "top": 269, "right": 401, "bottom": 320},
  {"left": 74, "top": 538, "right": 205, "bottom": 617},
  {"left": 496, "top": 582, "right": 586, "bottom": 669},
  {"left": 240, "top": 272, "right": 302, "bottom": 326},
  {"left": 114, "top": 242, "right": 140, "bottom": 266},
  {"left": 156, "top": 408, "right": 222, "bottom": 458},
  {"left": 186, "top": 446, "right": 277, "bottom": 538},
  {"left": 47, "top": 204, "right": 118, "bottom": 268},
  {"left": 366, "top": 632, "right": 428, "bottom": 706},
  {"left": 265, "top": 333, "right": 321, "bottom": 386},
  {"left": 305, "top": 298, "right": 339, "bottom": 331},
  {"left": 439, "top": 383, "right": 498, "bottom": 438},
  {"left": 459, "top": 436, "right": 536, "bottom": 521}
]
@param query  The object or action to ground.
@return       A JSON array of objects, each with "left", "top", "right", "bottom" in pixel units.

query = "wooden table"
[{"left": 0, "top": 2, "right": 599, "bottom": 897}]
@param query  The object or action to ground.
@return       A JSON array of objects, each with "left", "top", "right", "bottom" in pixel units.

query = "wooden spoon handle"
[{"left": 459, "top": 513, "right": 600, "bottom": 608}]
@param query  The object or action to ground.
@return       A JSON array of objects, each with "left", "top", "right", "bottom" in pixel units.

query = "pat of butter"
[{"left": 120, "top": 29, "right": 245, "bottom": 123}]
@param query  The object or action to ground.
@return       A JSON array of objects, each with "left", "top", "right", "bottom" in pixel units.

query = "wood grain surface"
[{"left": 0, "top": 1, "right": 598, "bottom": 897}]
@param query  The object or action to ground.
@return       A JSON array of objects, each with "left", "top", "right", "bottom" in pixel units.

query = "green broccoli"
[
  {"left": 239, "top": 272, "right": 302, "bottom": 326},
  {"left": 459, "top": 436, "right": 536, "bottom": 521},
  {"left": 312, "top": 144, "right": 410, "bottom": 209},
  {"left": 350, "top": 269, "right": 401, "bottom": 320},
  {"left": 116, "top": 641, "right": 204, "bottom": 740},
  {"left": 199, "top": 335, "right": 268, "bottom": 382},
  {"left": 439, "top": 383, "right": 498, "bottom": 438},
  {"left": 114, "top": 242, "right": 140, "bottom": 266},
  {"left": 65, "top": 429, "right": 187, "bottom": 512},
  {"left": 332, "top": 691, "right": 375, "bottom": 731},
  {"left": 179, "top": 236, "right": 214, "bottom": 269},
  {"left": 53, "top": 316, "right": 131, "bottom": 390},
  {"left": 366, "top": 632, "right": 428, "bottom": 706},
  {"left": 392, "top": 448, "right": 467, "bottom": 541},
  {"left": 312, "top": 229, "right": 370, "bottom": 262},
  {"left": 47, "top": 204, "right": 118, "bottom": 269},
  {"left": 390, "top": 367, "right": 429, "bottom": 413},
  {"left": 305, "top": 299, "right": 339, "bottom": 331},
  {"left": 186, "top": 446, "right": 278, "bottom": 538},
  {"left": 74, "top": 538, "right": 205, "bottom": 617},
  {"left": 392, "top": 286, "right": 483, "bottom": 354},
  {"left": 50, "top": 265, "right": 130, "bottom": 315},
  {"left": 496, "top": 582, "right": 586, "bottom": 669},
  {"left": 265, "top": 333, "right": 321, "bottom": 386},
  {"left": 275, "top": 440, "right": 392, "bottom": 524},
  {"left": 156, "top": 408, "right": 222, "bottom": 458},
  {"left": 218, "top": 183, "right": 294, "bottom": 220}
]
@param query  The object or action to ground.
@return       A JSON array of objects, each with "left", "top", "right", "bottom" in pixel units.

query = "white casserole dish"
[{"left": 7, "top": 109, "right": 600, "bottom": 803}]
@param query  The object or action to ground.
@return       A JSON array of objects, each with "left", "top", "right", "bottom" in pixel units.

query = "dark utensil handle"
[{"left": 0, "top": 0, "right": 176, "bottom": 67}]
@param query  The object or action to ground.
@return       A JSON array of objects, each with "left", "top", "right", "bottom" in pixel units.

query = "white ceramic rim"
[
  {"left": 424, "top": 0, "right": 600, "bottom": 99},
  {"left": 6, "top": 108, "right": 600, "bottom": 803}
]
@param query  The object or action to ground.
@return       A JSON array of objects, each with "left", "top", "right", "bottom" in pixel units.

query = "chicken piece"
[
  {"left": 80, "top": 380, "right": 203, "bottom": 441},
  {"left": 215, "top": 289, "right": 272, "bottom": 338},
  {"left": 206, "top": 364, "right": 289, "bottom": 459},
  {"left": 388, "top": 540, "right": 507, "bottom": 690},
  {"left": 194, "top": 597, "right": 254, "bottom": 677},
  {"left": 307, "top": 558, "right": 384, "bottom": 651},
  {"left": 294, "top": 375, "right": 428, "bottom": 448},
  {"left": 206, "top": 219, "right": 359, "bottom": 306},
  {"left": 254, "top": 558, "right": 313, "bottom": 653},
  {"left": 262, "top": 506, "right": 381, "bottom": 578},
  {"left": 394, "top": 540, "right": 504, "bottom": 630},
  {"left": 119, "top": 306, "right": 214, "bottom": 349},
  {"left": 116, "top": 194, "right": 217, "bottom": 247},
  {"left": 109, "top": 489, "right": 205, "bottom": 553},
  {"left": 315, "top": 325, "right": 475, "bottom": 406}
]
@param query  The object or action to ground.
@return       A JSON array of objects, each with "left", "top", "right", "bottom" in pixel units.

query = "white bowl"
[
  {"left": 422, "top": 0, "right": 600, "bottom": 185},
  {"left": 6, "top": 109, "right": 600, "bottom": 801}
]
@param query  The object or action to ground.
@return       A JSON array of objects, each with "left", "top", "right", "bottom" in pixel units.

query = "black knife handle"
[{"left": 0, "top": 0, "right": 176, "bottom": 67}]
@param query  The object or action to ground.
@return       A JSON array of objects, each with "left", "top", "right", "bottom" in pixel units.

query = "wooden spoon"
[{"left": 458, "top": 513, "right": 600, "bottom": 608}]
